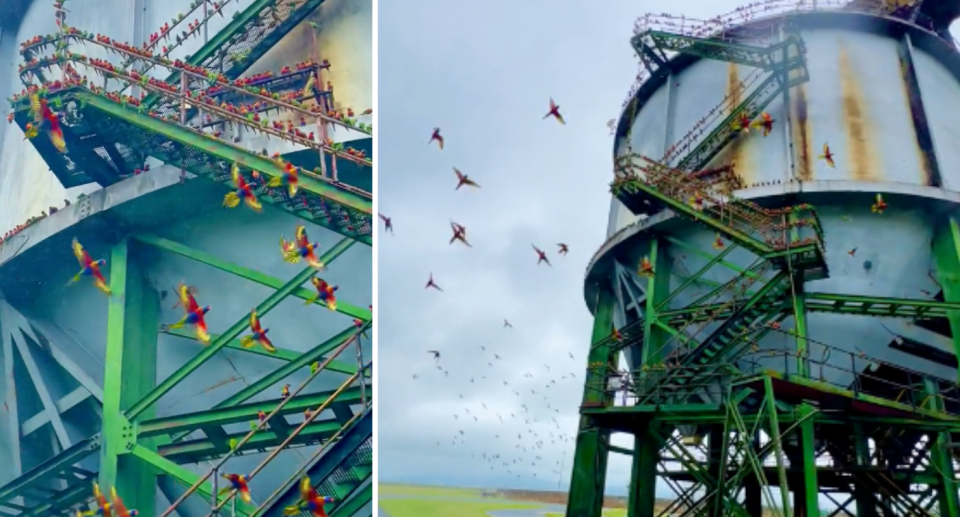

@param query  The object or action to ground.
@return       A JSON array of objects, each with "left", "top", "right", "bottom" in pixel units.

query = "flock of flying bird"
[{"left": 378, "top": 98, "right": 589, "bottom": 483}]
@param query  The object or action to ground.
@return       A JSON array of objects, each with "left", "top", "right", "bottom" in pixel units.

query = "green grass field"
[
  {"left": 379, "top": 499, "right": 542, "bottom": 517},
  {"left": 378, "top": 483, "right": 483, "bottom": 498},
  {"left": 379, "top": 484, "right": 544, "bottom": 516}
]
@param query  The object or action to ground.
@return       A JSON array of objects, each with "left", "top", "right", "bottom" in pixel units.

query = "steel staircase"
[
  {"left": 610, "top": 24, "right": 828, "bottom": 405},
  {"left": 258, "top": 410, "right": 372, "bottom": 517}
]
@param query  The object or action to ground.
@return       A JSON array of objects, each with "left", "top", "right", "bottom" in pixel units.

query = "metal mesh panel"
[{"left": 307, "top": 436, "right": 372, "bottom": 515}]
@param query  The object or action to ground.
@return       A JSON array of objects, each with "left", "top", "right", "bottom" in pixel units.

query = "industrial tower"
[
  {"left": 569, "top": 0, "right": 960, "bottom": 516},
  {"left": 0, "top": 1, "right": 373, "bottom": 517}
]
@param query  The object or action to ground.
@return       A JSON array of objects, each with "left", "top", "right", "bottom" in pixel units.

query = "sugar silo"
[{"left": 568, "top": 1, "right": 960, "bottom": 515}]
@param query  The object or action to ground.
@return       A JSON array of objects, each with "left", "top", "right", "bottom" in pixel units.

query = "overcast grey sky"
[
  {"left": 375, "top": 0, "right": 959, "bottom": 496},
  {"left": 374, "top": 0, "right": 714, "bottom": 494}
]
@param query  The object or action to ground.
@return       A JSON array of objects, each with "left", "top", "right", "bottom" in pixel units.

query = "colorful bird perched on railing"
[
  {"left": 168, "top": 283, "right": 210, "bottom": 343},
  {"left": 68, "top": 238, "right": 111, "bottom": 295},
  {"left": 281, "top": 225, "right": 323, "bottom": 269},
  {"left": 109, "top": 487, "right": 139, "bottom": 517},
  {"left": 306, "top": 277, "right": 337, "bottom": 310},
  {"left": 267, "top": 161, "right": 299, "bottom": 197},
  {"left": 871, "top": 193, "right": 887, "bottom": 214},
  {"left": 219, "top": 473, "right": 252, "bottom": 503},
  {"left": 241, "top": 309, "right": 275, "bottom": 353},
  {"left": 224, "top": 163, "right": 262, "bottom": 212},
  {"left": 23, "top": 122, "right": 38, "bottom": 139},
  {"left": 283, "top": 477, "right": 336, "bottom": 517}
]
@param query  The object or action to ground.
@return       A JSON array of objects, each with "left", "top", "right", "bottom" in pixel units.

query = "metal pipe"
[
  {"left": 157, "top": 328, "right": 365, "bottom": 517},
  {"left": 211, "top": 467, "right": 219, "bottom": 517},
  {"left": 357, "top": 335, "right": 366, "bottom": 411},
  {"left": 207, "top": 370, "right": 362, "bottom": 514}
]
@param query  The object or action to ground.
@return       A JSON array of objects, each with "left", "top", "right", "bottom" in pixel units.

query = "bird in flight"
[
  {"left": 379, "top": 214, "right": 393, "bottom": 234},
  {"left": 449, "top": 221, "right": 471, "bottom": 247},
  {"left": 532, "top": 244, "right": 551, "bottom": 266},
  {"left": 557, "top": 243, "right": 569, "bottom": 255},
  {"left": 425, "top": 273, "right": 443, "bottom": 291},
  {"left": 819, "top": 143, "right": 835, "bottom": 168},
  {"left": 504, "top": 319, "right": 513, "bottom": 328},
  {"left": 454, "top": 168, "right": 480, "bottom": 190},
  {"left": 429, "top": 128, "right": 444, "bottom": 150},
  {"left": 543, "top": 98, "right": 565, "bottom": 124}
]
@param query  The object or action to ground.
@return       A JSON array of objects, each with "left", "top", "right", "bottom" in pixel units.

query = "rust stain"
[
  {"left": 899, "top": 55, "right": 931, "bottom": 185},
  {"left": 791, "top": 84, "right": 813, "bottom": 181},
  {"left": 721, "top": 63, "right": 754, "bottom": 186},
  {"left": 839, "top": 47, "right": 881, "bottom": 181}
]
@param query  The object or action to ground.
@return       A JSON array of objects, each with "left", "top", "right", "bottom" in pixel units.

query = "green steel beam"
[
  {"left": 218, "top": 323, "right": 369, "bottom": 408},
  {"left": 136, "top": 234, "right": 371, "bottom": 321},
  {"left": 643, "top": 238, "right": 671, "bottom": 365},
  {"left": 614, "top": 178, "right": 773, "bottom": 257},
  {"left": 69, "top": 90, "right": 373, "bottom": 244},
  {"left": 128, "top": 445, "right": 255, "bottom": 517},
  {"left": 922, "top": 380, "right": 960, "bottom": 517},
  {"left": 806, "top": 292, "right": 960, "bottom": 319},
  {"left": 565, "top": 285, "right": 616, "bottom": 517},
  {"left": 99, "top": 240, "right": 160, "bottom": 517},
  {"left": 798, "top": 403, "right": 819, "bottom": 516},
  {"left": 166, "top": 323, "right": 368, "bottom": 445},
  {"left": 77, "top": 91, "right": 369, "bottom": 214},
  {"left": 635, "top": 31, "right": 807, "bottom": 71},
  {"left": 125, "top": 265, "right": 322, "bottom": 420},
  {"left": 159, "top": 420, "right": 341, "bottom": 462},
  {"left": 329, "top": 485, "right": 371, "bottom": 517},
  {"left": 0, "top": 436, "right": 100, "bottom": 505},
  {"left": 163, "top": 326, "right": 302, "bottom": 362},
  {"left": 137, "top": 387, "right": 367, "bottom": 439},
  {"left": 163, "top": 327, "right": 357, "bottom": 375},
  {"left": 932, "top": 215, "right": 960, "bottom": 384}
]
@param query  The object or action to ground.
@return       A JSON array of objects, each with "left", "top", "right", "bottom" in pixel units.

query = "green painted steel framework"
[
  {"left": 0, "top": 1, "right": 374, "bottom": 515},
  {"left": 568, "top": 18, "right": 960, "bottom": 517},
  {"left": 0, "top": 236, "right": 374, "bottom": 517}
]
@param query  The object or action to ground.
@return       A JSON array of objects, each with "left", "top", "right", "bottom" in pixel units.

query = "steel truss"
[
  {"left": 0, "top": 2, "right": 373, "bottom": 514},
  {"left": 0, "top": 235, "right": 374, "bottom": 517},
  {"left": 570, "top": 8, "right": 960, "bottom": 517}
]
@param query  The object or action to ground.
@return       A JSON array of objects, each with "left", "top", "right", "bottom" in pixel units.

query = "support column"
[
  {"left": 99, "top": 240, "right": 159, "bottom": 517},
  {"left": 852, "top": 425, "right": 878, "bottom": 517},
  {"left": 924, "top": 380, "right": 960, "bottom": 517},
  {"left": 566, "top": 284, "right": 616, "bottom": 517},
  {"left": 931, "top": 215, "right": 960, "bottom": 383},
  {"left": 797, "top": 404, "right": 819, "bottom": 517},
  {"left": 642, "top": 238, "right": 670, "bottom": 365},
  {"left": 626, "top": 423, "right": 659, "bottom": 517}
]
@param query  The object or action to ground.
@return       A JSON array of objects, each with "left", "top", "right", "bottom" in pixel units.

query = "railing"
[
  {"left": 596, "top": 336, "right": 960, "bottom": 417},
  {"left": 617, "top": 0, "right": 940, "bottom": 114},
  {"left": 612, "top": 154, "right": 825, "bottom": 254}
]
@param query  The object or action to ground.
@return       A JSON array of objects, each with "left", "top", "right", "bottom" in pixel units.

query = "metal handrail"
[{"left": 157, "top": 328, "right": 366, "bottom": 517}]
